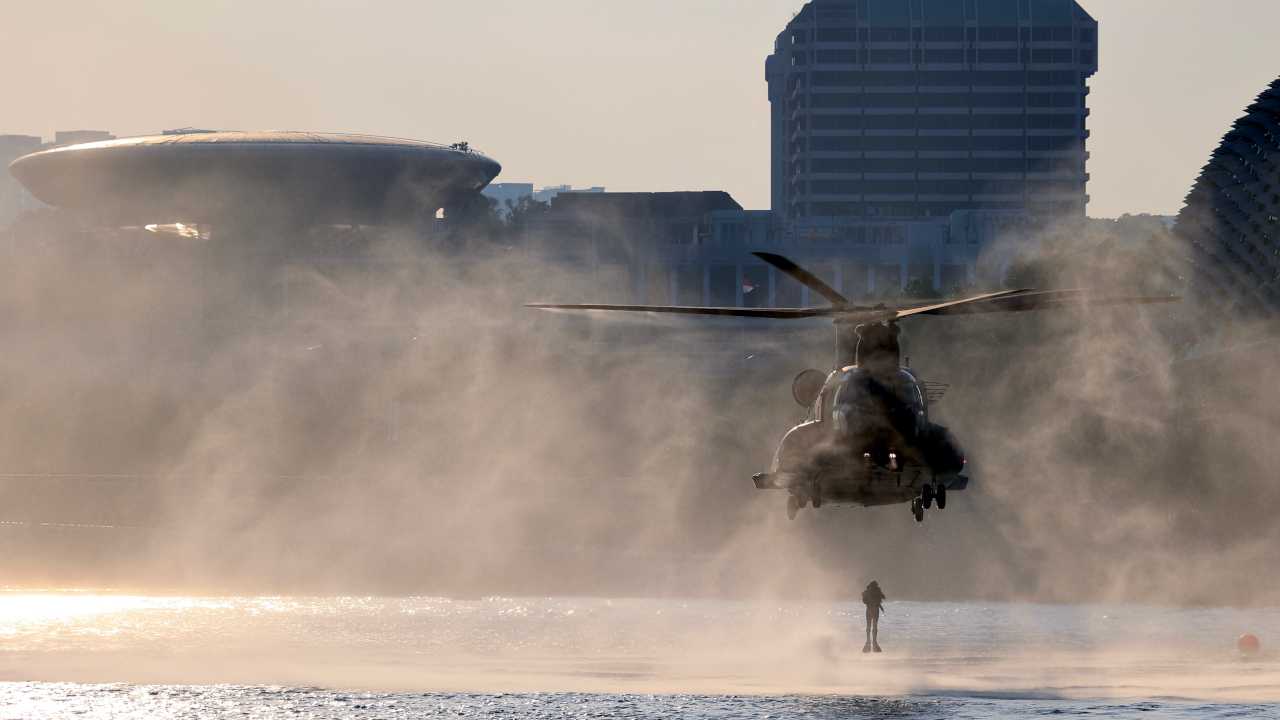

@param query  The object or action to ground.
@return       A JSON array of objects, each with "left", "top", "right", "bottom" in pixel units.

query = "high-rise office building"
[{"left": 767, "top": 0, "right": 1097, "bottom": 226}]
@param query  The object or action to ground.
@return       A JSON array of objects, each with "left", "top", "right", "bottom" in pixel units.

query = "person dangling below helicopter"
[{"left": 862, "top": 580, "right": 886, "bottom": 653}]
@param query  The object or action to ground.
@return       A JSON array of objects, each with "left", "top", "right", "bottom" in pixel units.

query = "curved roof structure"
[
  {"left": 1175, "top": 78, "right": 1280, "bottom": 318},
  {"left": 8, "top": 131, "right": 502, "bottom": 226}
]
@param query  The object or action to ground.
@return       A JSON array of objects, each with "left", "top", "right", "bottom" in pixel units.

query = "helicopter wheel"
[
  {"left": 936, "top": 483, "right": 948, "bottom": 510},
  {"left": 911, "top": 497, "right": 924, "bottom": 523},
  {"left": 921, "top": 484, "right": 934, "bottom": 510},
  {"left": 786, "top": 495, "right": 800, "bottom": 521}
]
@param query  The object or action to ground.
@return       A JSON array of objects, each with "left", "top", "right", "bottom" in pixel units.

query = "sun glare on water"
[{"left": 0, "top": 592, "right": 224, "bottom": 637}]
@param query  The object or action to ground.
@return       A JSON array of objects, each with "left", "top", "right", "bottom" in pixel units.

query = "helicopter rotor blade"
[
  {"left": 893, "top": 288, "right": 1179, "bottom": 320},
  {"left": 526, "top": 288, "right": 1179, "bottom": 323},
  {"left": 752, "top": 252, "right": 849, "bottom": 306},
  {"left": 524, "top": 303, "right": 835, "bottom": 319}
]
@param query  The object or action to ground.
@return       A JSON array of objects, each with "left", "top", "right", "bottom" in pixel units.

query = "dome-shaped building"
[{"left": 1175, "top": 78, "right": 1280, "bottom": 319}]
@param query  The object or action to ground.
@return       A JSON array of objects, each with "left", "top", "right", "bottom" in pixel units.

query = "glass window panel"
[
  {"left": 868, "top": 0, "right": 911, "bottom": 24},
  {"left": 1029, "top": 0, "right": 1071, "bottom": 23},
  {"left": 859, "top": 137, "right": 902, "bottom": 150},
  {"left": 862, "top": 71, "right": 916, "bottom": 86},
  {"left": 863, "top": 113, "right": 917, "bottom": 130},
  {"left": 869, "top": 49, "right": 912, "bottom": 63},
  {"left": 975, "top": 180, "right": 1025, "bottom": 194},
  {"left": 922, "top": 0, "right": 965, "bottom": 24},
  {"left": 924, "top": 48, "right": 966, "bottom": 63},
  {"left": 923, "top": 27, "right": 965, "bottom": 42},
  {"left": 817, "top": 28, "right": 858, "bottom": 42},
  {"left": 972, "top": 92, "right": 1025, "bottom": 107},
  {"left": 919, "top": 92, "right": 970, "bottom": 107},
  {"left": 978, "top": 48, "right": 1020, "bottom": 63},
  {"left": 973, "top": 135, "right": 1025, "bottom": 150},
  {"left": 973, "top": 70, "right": 1026, "bottom": 85},
  {"left": 918, "top": 70, "right": 972, "bottom": 85},
  {"left": 917, "top": 135, "right": 972, "bottom": 150},
  {"left": 1027, "top": 70, "right": 1078, "bottom": 85},
  {"left": 811, "top": 136, "right": 863, "bottom": 151},
  {"left": 1027, "top": 136, "right": 1082, "bottom": 151},
  {"left": 917, "top": 180, "right": 972, "bottom": 194},
  {"left": 812, "top": 115, "right": 863, "bottom": 130},
  {"left": 868, "top": 27, "right": 911, "bottom": 41},
  {"left": 811, "top": 93, "right": 861, "bottom": 108},
  {"left": 861, "top": 92, "right": 917, "bottom": 107},
  {"left": 973, "top": 114, "right": 1026, "bottom": 130},
  {"left": 975, "top": 0, "right": 1019, "bottom": 24},
  {"left": 817, "top": 49, "right": 859, "bottom": 64},
  {"left": 917, "top": 114, "right": 968, "bottom": 130},
  {"left": 1027, "top": 114, "right": 1076, "bottom": 130},
  {"left": 810, "top": 202, "right": 863, "bottom": 216},
  {"left": 1027, "top": 92, "right": 1077, "bottom": 107},
  {"left": 978, "top": 27, "right": 1019, "bottom": 41},
  {"left": 1032, "top": 48, "right": 1074, "bottom": 64}
]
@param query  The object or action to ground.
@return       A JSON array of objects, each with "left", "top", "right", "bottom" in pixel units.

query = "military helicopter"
[{"left": 529, "top": 252, "right": 1176, "bottom": 523}]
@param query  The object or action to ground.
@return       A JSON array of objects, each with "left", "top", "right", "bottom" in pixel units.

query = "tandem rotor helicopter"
[{"left": 529, "top": 252, "right": 1176, "bottom": 523}]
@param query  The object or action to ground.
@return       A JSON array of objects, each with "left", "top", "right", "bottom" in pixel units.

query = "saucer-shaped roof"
[{"left": 9, "top": 131, "right": 502, "bottom": 226}]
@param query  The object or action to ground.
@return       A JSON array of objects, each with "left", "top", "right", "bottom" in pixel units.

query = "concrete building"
[
  {"left": 0, "top": 135, "right": 45, "bottom": 228},
  {"left": 765, "top": 0, "right": 1098, "bottom": 290},
  {"left": 483, "top": 183, "right": 607, "bottom": 217},
  {"left": 483, "top": 182, "right": 536, "bottom": 214},
  {"left": 52, "top": 130, "right": 115, "bottom": 146},
  {"left": 534, "top": 185, "right": 606, "bottom": 204},
  {"left": 525, "top": 190, "right": 984, "bottom": 307}
]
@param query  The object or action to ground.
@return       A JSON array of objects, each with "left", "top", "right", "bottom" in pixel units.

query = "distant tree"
[{"left": 504, "top": 197, "right": 550, "bottom": 244}]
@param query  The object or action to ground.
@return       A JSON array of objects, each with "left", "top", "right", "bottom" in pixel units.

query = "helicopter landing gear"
[
  {"left": 935, "top": 483, "right": 947, "bottom": 510},
  {"left": 921, "top": 483, "right": 935, "bottom": 510},
  {"left": 911, "top": 497, "right": 924, "bottom": 523},
  {"left": 786, "top": 495, "right": 801, "bottom": 521}
]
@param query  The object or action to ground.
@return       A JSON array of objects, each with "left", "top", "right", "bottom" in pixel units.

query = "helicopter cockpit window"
[
  {"left": 816, "top": 385, "right": 838, "bottom": 422},
  {"left": 835, "top": 369, "right": 924, "bottom": 415},
  {"left": 893, "top": 370, "right": 926, "bottom": 414}
]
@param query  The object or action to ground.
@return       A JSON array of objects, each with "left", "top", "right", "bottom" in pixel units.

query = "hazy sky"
[{"left": 3, "top": 1, "right": 1278, "bottom": 218}]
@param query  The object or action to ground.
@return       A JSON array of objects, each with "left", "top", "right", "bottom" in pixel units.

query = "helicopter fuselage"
[{"left": 753, "top": 364, "right": 968, "bottom": 515}]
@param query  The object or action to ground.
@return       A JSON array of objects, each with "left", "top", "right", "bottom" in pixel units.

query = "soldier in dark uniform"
[{"left": 861, "top": 580, "right": 886, "bottom": 653}]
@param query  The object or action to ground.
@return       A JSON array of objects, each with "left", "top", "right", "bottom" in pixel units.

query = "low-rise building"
[
  {"left": 0, "top": 134, "right": 45, "bottom": 228},
  {"left": 523, "top": 190, "right": 1033, "bottom": 306}
]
